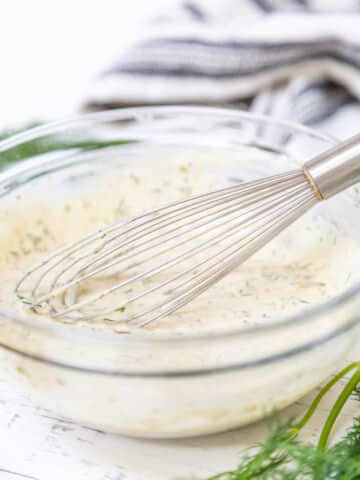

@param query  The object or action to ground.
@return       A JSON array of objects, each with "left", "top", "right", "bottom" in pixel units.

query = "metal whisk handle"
[{"left": 304, "top": 132, "right": 360, "bottom": 199}]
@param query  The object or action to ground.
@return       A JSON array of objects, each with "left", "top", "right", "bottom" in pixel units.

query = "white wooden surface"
[{"left": 0, "top": 361, "right": 358, "bottom": 480}]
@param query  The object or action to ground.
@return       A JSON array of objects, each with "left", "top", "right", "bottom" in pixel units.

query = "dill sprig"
[
  {"left": 207, "top": 362, "right": 360, "bottom": 480},
  {"left": 0, "top": 122, "right": 133, "bottom": 169}
]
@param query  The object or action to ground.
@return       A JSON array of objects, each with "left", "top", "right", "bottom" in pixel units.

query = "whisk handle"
[{"left": 304, "top": 132, "right": 360, "bottom": 199}]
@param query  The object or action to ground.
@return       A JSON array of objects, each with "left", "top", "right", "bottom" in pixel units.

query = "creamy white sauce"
[
  {"left": 0, "top": 147, "right": 359, "bottom": 438},
  {"left": 0, "top": 151, "right": 359, "bottom": 334}
]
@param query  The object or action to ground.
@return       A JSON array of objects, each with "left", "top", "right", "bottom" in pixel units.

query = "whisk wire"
[
  {"left": 16, "top": 170, "right": 317, "bottom": 326},
  {"left": 47, "top": 177, "right": 309, "bottom": 305}
]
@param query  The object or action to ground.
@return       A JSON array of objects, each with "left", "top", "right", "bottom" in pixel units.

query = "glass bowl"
[{"left": 0, "top": 106, "right": 359, "bottom": 439}]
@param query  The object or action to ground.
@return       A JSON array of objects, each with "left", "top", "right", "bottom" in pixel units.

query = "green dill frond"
[
  {"left": 353, "top": 384, "right": 360, "bottom": 402},
  {"left": 0, "top": 123, "right": 134, "bottom": 170},
  {"left": 323, "top": 416, "right": 360, "bottom": 479},
  {"left": 208, "top": 422, "right": 360, "bottom": 480},
  {"left": 206, "top": 362, "right": 360, "bottom": 480},
  {"left": 208, "top": 421, "right": 295, "bottom": 479}
]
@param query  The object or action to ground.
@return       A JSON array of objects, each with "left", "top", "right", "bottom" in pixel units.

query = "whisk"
[{"left": 15, "top": 133, "right": 360, "bottom": 327}]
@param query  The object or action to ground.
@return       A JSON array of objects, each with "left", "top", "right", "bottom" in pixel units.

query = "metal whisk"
[{"left": 15, "top": 133, "right": 360, "bottom": 327}]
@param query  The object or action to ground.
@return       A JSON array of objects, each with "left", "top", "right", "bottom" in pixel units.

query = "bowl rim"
[{"left": 1, "top": 105, "right": 359, "bottom": 351}]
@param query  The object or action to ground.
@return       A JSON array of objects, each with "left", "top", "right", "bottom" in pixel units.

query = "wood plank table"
[{"left": 1, "top": 355, "right": 358, "bottom": 480}]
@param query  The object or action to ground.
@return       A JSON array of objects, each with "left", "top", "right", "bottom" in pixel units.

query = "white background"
[
  {"left": 0, "top": 0, "right": 170, "bottom": 128},
  {"left": 2, "top": 0, "right": 360, "bottom": 140}
]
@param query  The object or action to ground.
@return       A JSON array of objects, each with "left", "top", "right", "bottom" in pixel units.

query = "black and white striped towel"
[{"left": 84, "top": 0, "right": 360, "bottom": 138}]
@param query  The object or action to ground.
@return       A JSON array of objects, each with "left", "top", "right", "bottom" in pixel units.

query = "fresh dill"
[
  {"left": 0, "top": 122, "right": 134, "bottom": 170},
  {"left": 207, "top": 362, "right": 360, "bottom": 480},
  {"left": 113, "top": 199, "right": 128, "bottom": 217},
  {"left": 20, "top": 299, "right": 32, "bottom": 305},
  {"left": 130, "top": 173, "right": 140, "bottom": 184}
]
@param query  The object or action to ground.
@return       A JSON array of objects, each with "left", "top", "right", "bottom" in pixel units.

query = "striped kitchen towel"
[{"left": 84, "top": 0, "right": 360, "bottom": 135}]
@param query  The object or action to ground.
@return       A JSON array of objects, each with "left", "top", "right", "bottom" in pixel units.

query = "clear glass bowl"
[{"left": 0, "top": 106, "right": 359, "bottom": 438}]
